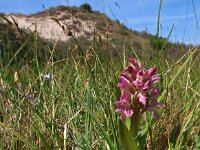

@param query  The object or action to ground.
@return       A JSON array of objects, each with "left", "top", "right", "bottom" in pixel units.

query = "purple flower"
[
  {"left": 26, "top": 93, "right": 33, "bottom": 100},
  {"left": 114, "top": 58, "right": 163, "bottom": 121},
  {"left": 138, "top": 93, "right": 147, "bottom": 105},
  {"left": 114, "top": 95, "right": 133, "bottom": 120},
  {"left": 17, "top": 84, "right": 23, "bottom": 91}
]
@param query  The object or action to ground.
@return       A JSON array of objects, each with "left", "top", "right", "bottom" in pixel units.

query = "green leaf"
[
  {"left": 119, "top": 120, "right": 140, "bottom": 150},
  {"left": 138, "top": 127, "right": 148, "bottom": 150},
  {"left": 124, "top": 117, "right": 131, "bottom": 131},
  {"left": 85, "top": 82, "right": 93, "bottom": 149}
]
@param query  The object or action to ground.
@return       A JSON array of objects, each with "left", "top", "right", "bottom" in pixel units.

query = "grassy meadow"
[{"left": 0, "top": 4, "right": 200, "bottom": 150}]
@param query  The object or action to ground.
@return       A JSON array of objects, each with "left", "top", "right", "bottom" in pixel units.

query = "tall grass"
[
  {"left": 0, "top": 4, "right": 200, "bottom": 150},
  {"left": 0, "top": 28, "right": 199, "bottom": 149}
]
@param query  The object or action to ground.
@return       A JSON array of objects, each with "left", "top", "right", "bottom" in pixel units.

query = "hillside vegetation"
[{"left": 0, "top": 5, "right": 191, "bottom": 63}]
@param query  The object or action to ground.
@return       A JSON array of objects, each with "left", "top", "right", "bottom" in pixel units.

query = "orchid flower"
[{"left": 114, "top": 58, "right": 163, "bottom": 150}]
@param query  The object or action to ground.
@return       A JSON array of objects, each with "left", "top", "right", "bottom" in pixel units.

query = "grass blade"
[
  {"left": 0, "top": 122, "right": 37, "bottom": 150},
  {"left": 86, "top": 107, "right": 115, "bottom": 150},
  {"left": 158, "top": 49, "right": 196, "bottom": 103}
]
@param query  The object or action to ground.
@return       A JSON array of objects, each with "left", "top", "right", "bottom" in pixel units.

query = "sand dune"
[{"left": 3, "top": 10, "right": 95, "bottom": 41}]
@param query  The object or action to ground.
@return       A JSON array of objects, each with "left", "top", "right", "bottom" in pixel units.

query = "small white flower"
[{"left": 44, "top": 73, "right": 52, "bottom": 81}]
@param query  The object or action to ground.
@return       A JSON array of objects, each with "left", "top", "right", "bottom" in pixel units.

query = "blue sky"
[{"left": 0, "top": 0, "right": 200, "bottom": 45}]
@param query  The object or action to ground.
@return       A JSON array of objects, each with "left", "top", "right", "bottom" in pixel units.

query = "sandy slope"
[{"left": 4, "top": 10, "right": 95, "bottom": 41}]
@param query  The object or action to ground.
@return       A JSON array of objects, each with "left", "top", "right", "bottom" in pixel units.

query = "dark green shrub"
[{"left": 80, "top": 3, "right": 92, "bottom": 12}]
